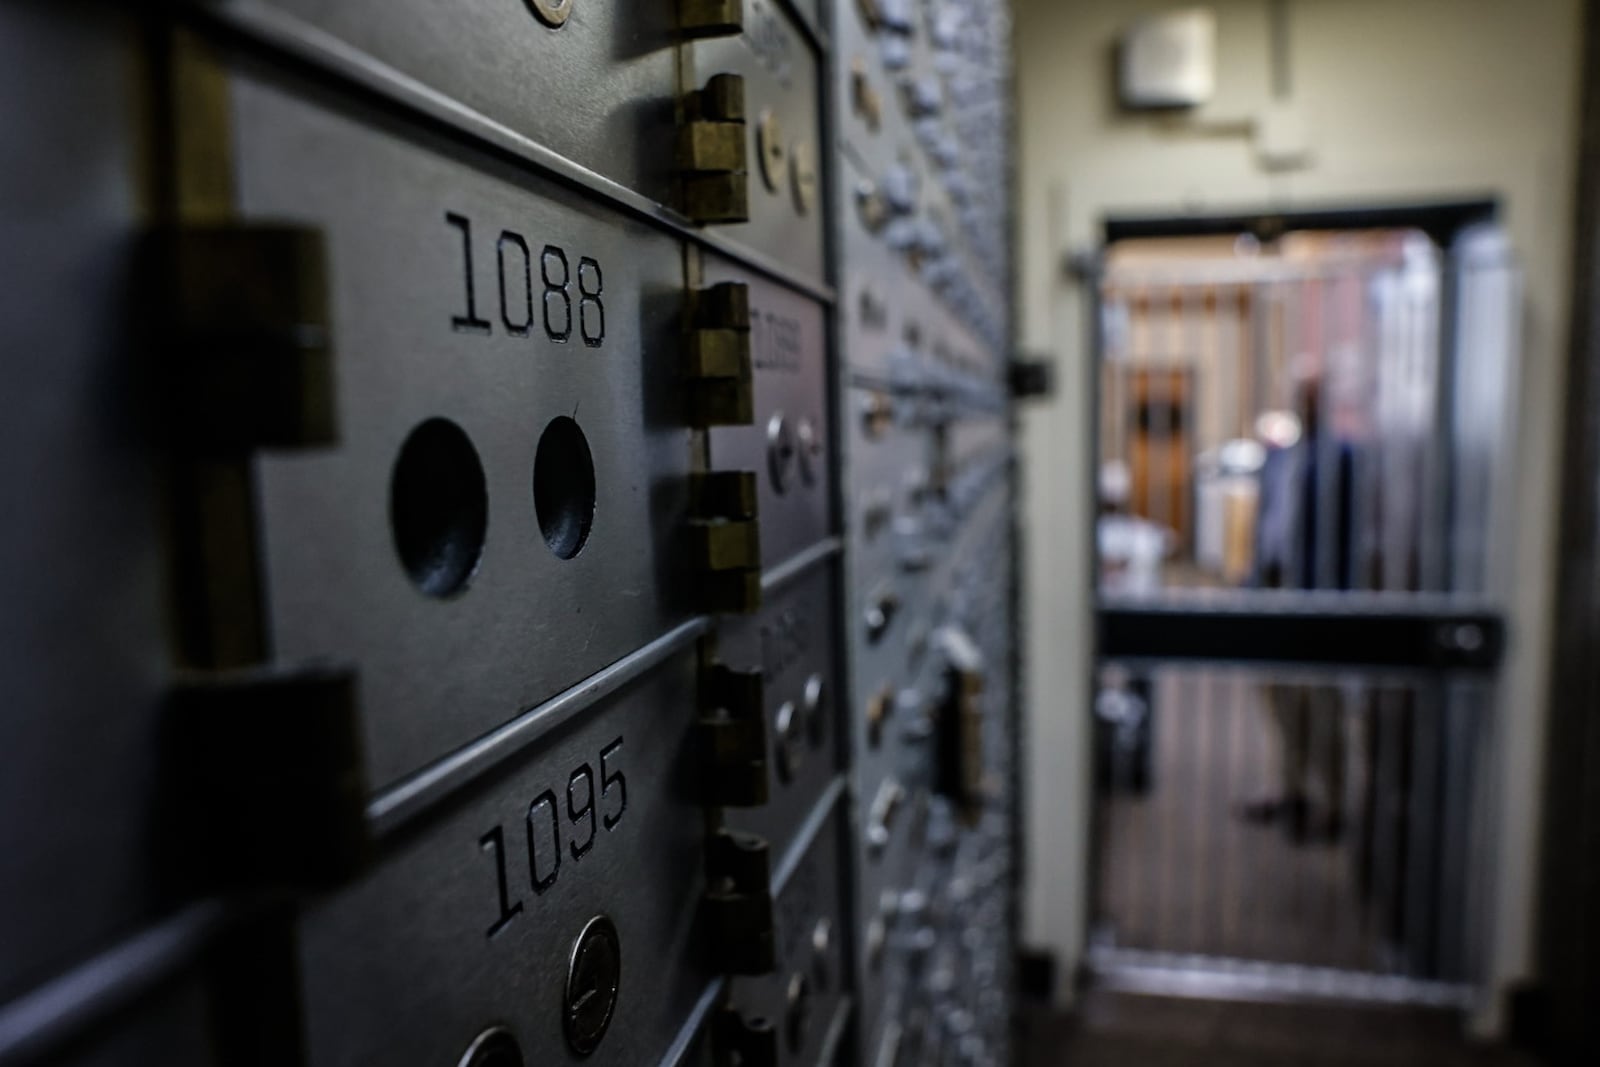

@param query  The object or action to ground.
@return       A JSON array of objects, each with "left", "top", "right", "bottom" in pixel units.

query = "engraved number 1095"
[{"left": 477, "top": 736, "right": 626, "bottom": 939}]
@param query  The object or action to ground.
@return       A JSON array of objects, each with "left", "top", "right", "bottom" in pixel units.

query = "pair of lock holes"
[
  {"left": 389, "top": 415, "right": 596, "bottom": 599},
  {"left": 781, "top": 917, "right": 837, "bottom": 1056},
  {"left": 766, "top": 411, "right": 822, "bottom": 494},
  {"left": 756, "top": 111, "right": 820, "bottom": 217},
  {"left": 773, "top": 672, "right": 829, "bottom": 784}
]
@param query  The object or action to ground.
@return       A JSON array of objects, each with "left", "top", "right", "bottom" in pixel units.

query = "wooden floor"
[{"left": 1020, "top": 991, "right": 1537, "bottom": 1067}]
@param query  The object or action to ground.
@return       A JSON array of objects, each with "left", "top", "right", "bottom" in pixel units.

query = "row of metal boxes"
[
  {"left": 834, "top": 0, "right": 1012, "bottom": 361},
  {"left": 0, "top": 0, "right": 1016, "bottom": 1065},
  {"left": 833, "top": 1, "right": 1017, "bottom": 1064}
]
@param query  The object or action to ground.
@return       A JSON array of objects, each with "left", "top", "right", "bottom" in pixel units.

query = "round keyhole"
[
  {"left": 564, "top": 915, "right": 621, "bottom": 1056},
  {"left": 390, "top": 418, "right": 489, "bottom": 598},
  {"left": 458, "top": 1028, "right": 524, "bottom": 1067},
  {"left": 534, "top": 416, "right": 597, "bottom": 560}
]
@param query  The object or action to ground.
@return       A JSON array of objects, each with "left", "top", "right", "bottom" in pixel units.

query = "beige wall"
[{"left": 1013, "top": 0, "right": 1582, "bottom": 1030}]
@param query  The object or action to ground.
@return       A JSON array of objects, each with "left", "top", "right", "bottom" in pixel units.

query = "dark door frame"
[
  {"left": 1531, "top": 3, "right": 1600, "bottom": 1063},
  {"left": 1101, "top": 197, "right": 1499, "bottom": 249},
  {"left": 1080, "top": 198, "right": 1513, "bottom": 994}
]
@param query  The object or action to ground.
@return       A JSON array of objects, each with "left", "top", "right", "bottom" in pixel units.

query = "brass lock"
[
  {"left": 681, "top": 74, "right": 750, "bottom": 224},
  {"left": 685, "top": 282, "right": 755, "bottom": 427},
  {"left": 697, "top": 662, "right": 769, "bottom": 805},
  {"left": 679, "top": 0, "right": 744, "bottom": 38},
  {"left": 865, "top": 683, "right": 892, "bottom": 748},
  {"left": 851, "top": 58, "right": 883, "bottom": 130},
  {"left": 703, "top": 829, "right": 778, "bottom": 973},
  {"left": 688, "top": 470, "right": 762, "bottom": 614},
  {"left": 934, "top": 626, "right": 986, "bottom": 825}
]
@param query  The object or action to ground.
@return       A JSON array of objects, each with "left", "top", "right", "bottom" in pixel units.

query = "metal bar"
[
  {"left": 1283, "top": 279, "right": 1305, "bottom": 589},
  {"left": 1097, "top": 598, "right": 1503, "bottom": 672},
  {"left": 1156, "top": 669, "right": 1176, "bottom": 952},
  {"left": 1196, "top": 668, "right": 1218, "bottom": 957},
  {"left": 1315, "top": 274, "right": 1339, "bottom": 591},
  {"left": 762, "top": 536, "right": 842, "bottom": 596},
  {"left": 1422, "top": 251, "right": 1456, "bottom": 593},
  {"left": 367, "top": 615, "right": 712, "bottom": 836},
  {"left": 1252, "top": 280, "right": 1270, "bottom": 428},
  {"left": 1436, "top": 681, "right": 1476, "bottom": 982},
  {"left": 0, "top": 901, "right": 238, "bottom": 1066},
  {"left": 1377, "top": 688, "right": 1407, "bottom": 974},
  {"left": 1404, "top": 683, "right": 1444, "bottom": 977},
  {"left": 1222, "top": 671, "right": 1246, "bottom": 956},
  {"left": 1180, "top": 666, "right": 1202, "bottom": 955},
  {"left": 655, "top": 977, "right": 728, "bottom": 1067},
  {"left": 1085, "top": 946, "right": 1475, "bottom": 1009},
  {"left": 771, "top": 777, "right": 846, "bottom": 893},
  {"left": 1286, "top": 683, "right": 1308, "bottom": 965}
]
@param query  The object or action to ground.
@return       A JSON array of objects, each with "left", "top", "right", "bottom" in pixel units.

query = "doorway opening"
[{"left": 1086, "top": 206, "right": 1518, "bottom": 1005}]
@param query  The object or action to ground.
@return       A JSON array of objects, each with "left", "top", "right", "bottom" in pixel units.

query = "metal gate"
[{"left": 1086, "top": 224, "right": 1518, "bottom": 1004}]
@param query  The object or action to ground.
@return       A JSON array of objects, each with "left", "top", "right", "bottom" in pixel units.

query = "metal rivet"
[
  {"left": 856, "top": 180, "right": 888, "bottom": 233},
  {"left": 811, "top": 916, "right": 833, "bottom": 992},
  {"left": 564, "top": 915, "right": 621, "bottom": 1056},
  {"left": 784, "top": 972, "right": 811, "bottom": 1053},
  {"left": 774, "top": 699, "right": 803, "bottom": 783},
  {"left": 802, "top": 672, "right": 827, "bottom": 746},
  {"left": 866, "top": 684, "right": 892, "bottom": 748},
  {"left": 796, "top": 415, "right": 821, "bottom": 485},
  {"left": 860, "top": 391, "right": 894, "bottom": 438},
  {"left": 851, "top": 59, "right": 882, "bottom": 129},
  {"left": 812, "top": 915, "right": 832, "bottom": 958},
  {"left": 757, "top": 110, "right": 785, "bottom": 193},
  {"left": 767, "top": 411, "right": 796, "bottom": 493},
  {"left": 865, "top": 916, "right": 887, "bottom": 967},
  {"left": 790, "top": 139, "right": 817, "bottom": 214},
  {"left": 525, "top": 0, "right": 573, "bottom": 28}
]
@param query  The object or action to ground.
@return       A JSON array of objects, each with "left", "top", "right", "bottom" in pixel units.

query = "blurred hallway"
[{"left": 1021, "top": 991, "right": 1537, "bottom": 1067}]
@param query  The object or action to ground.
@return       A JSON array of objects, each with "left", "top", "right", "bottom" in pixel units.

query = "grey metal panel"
[
  {"left": 705, "top": 256, "right": 834, "bottom": 574},
  {"left": 830, "top": 0, "right": 902, "bottom": 173},
  {"left": 850, "top": 792, "right": 925, "bottom": 1067},
  {"left": 293, "top": 652, "right": 710, "bottom": 1067},
  {"left": 720, "top": 563, "right": 843, "bottom": 857},
  {"left": 0, "top": 4, "right": 1023, "bottom": 1065},
  {"left": 691, "top": 0, "right": 827, "bottom": 285},
  {"left": 829, "top": 2, "right": 1010, "bottom": 362},
  {"left": 843, "top": 387, "right": 934, "bottom": 595},
  {"left": 217, "top": 0, "right": 681, "bottom": 208},
  {"left": 0, "top": 1, "right": 175, "bottom": 1008},
  {"left": 1445, "top": 226, "right": 1519, "bottom": 596},
  {"left": 227, "top": 63, "right": 698, "bottom": 791},
  {"left": 725, "top": 792, "right": 852, "bottom": 1067},
  {"left": 836, "top": 151, "right": 906, "bottom": 381}
]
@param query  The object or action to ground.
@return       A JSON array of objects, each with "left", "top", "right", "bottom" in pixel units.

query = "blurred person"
[{"left": 1238, "top": 363, "right": 1356, "bottom": 843}]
